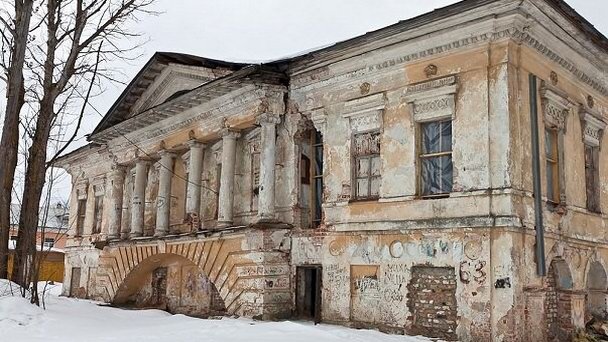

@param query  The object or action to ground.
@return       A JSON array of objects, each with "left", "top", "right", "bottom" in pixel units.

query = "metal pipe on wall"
[{"left": 529, "top": 74, "right": 546, "bottom": 276}]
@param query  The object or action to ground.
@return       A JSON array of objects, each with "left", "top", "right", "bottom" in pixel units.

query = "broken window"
[
  {"left": 585, "top": 145, "right": 600, "bottom": 213},
  {"left": 313, "top": 131, "right": 323, "bottom": 227},
  {"left": 353, "top": 131, "right": 381, "bottom": 200},
  {"left": 76, "top": 198, "right": 86, "bottom": 236},
  {"left": 420, "top": 120, "right": 453, "bottom": 197},
  {"left": 545, "top": 128, "right": 560, "bottom": 203}
]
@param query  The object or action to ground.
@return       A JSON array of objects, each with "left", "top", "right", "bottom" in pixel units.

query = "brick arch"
[
  {"left": 544, "top": 258, "right": 574, "bottom": 342},
  {"left": 585, "top": 259, "right": 607, "bottom": 319},
  {"left": 94, "top": 237, "right": 252, "bottom": 315}
]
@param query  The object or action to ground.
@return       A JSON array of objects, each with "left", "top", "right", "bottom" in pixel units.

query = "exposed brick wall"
[
  {"left": 407, "top": 266, "right": 457, "bottom": 340},
  {"left": 545, "top": 262, "right": 573, "bottom": 342}
]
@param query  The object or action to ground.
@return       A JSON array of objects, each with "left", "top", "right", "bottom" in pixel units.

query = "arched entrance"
[
  {"left": 586, "top": 261, "right": 607, "bottom": 320},
  {"left": 113, "top": 253, "right": 226, "bottom": 317},
  {"left": 545, "top": 258, "right": 574, "bottom": 342}
]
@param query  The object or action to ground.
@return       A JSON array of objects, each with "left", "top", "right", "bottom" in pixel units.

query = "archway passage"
[
  {"left": 544, "top": 259, "right": 574, "bottom": 342},
  {"left": 113, "top": 253, "right": 226, "bottom": 318},
  {"left": 586, "top": 261, "right": 608, "bottom": 320}
]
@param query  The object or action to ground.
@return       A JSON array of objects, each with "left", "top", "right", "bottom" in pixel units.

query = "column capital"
[
  {"left": 158, "top": 149, "right": 176, "bottom": 158},
  {"left": 220, "top": 128, "right": 241, "bottom": 139},
  {"left": 110, "top": 163, "right": 126, "bottom": 174},
  {"left": 187, "top": 139, "right": 206, "bottom": 148},
  {"left": 134, "top": 157, "right": 152, "bottom": 166},
  {"left": 256, "top": 113, "right": 281, "bottom": 126}
]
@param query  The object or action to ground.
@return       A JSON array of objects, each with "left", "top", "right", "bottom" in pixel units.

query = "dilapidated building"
[{"left": 55, "top": 0, "right": 608, "bottom": 340}]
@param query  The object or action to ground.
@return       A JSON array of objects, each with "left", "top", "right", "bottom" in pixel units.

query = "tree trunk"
[
  {"left": 12, "top": 100, "right": 54, "bottom": 286},
  {"left": 0, "top": 0, "right": 34, "bottom": 279}
]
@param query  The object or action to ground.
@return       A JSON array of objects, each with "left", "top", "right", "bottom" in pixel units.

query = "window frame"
[
  {"left": 351, "top": 130, "right": 381, "bottom": 201},
  {"left": 584, "top": 145, "right": 601, "bottom": 213},
  {"left": 312, "top": 131, "right": 324, "bottom": 228},
  {"left": 418, "top": 119, "right": 453, "bottom": 198},
  {"left": 43, "top": 238, "right": 55, "bottom": 248},
  {"left": 76, "top": 198, "right": 86, "bottom": 236},
  {"left": 545, "top": 127, "right": 560, "bottom": 204}
]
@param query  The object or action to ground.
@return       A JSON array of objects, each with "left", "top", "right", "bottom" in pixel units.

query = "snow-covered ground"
[{"left": 0, "top": 280, "right": 435, "bottom": 342}]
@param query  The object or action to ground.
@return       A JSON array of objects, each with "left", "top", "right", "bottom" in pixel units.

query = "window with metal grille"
[
  {"left": 420, "top": 120, "right": 453, "bottom": 197},
  {"left": 353, "top": 131, "right": 381, "bottom": 200},
  {"left": 545, "top": 128, "right": 560, "bottom": 203}
]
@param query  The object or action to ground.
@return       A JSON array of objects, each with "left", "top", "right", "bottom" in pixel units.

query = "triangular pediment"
[{"left": 91, "top": 52, "right": 246, "bottom": 137}]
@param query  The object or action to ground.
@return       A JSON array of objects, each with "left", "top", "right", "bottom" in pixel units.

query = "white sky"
[{"left": 2, "top": 0, "right": 607, "bottom": 201}]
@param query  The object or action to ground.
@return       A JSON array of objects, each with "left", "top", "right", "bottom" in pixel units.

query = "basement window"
[{"left": 420, "top": 120, "right": 453, "bottom": 197}]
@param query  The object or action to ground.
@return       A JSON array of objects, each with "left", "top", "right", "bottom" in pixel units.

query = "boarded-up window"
[
  {"left": 76, "top": 199, "right": 86, "bottom": 236},
  {"left": 585, "top": 145, "right": 600, "bottom": 213},
  {"left": 420, "top": 120, "right": 453, "bottom": 197},
  {"left": 353, "top": 131, "right": 381, "bottom": 200},
  {"left": 251, "top": 152, "right": 260, "bottom": 193},
  {"left": 545, "top": 128, "right": 560, "bottom": 203},
  {"left": 350, "top": 265, "right": 380, "bottom": 323}
]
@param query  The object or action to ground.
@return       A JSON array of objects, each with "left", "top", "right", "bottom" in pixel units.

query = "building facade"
[{"left": 55, "top": 0, "right": 608, "bottom": 340}]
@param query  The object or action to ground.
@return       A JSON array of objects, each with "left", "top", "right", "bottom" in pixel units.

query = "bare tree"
[
  {"left": 0, "top": 0, "right": 35, "bottom": 279},
  {"left": 11, "top": 0, "right": 155, "bottom": 303}
]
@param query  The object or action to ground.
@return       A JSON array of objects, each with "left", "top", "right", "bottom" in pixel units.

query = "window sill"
[
  {"left": 419, "top": 193, "right": 450, "bottom": 200},
  {"left": 349, "top": 197, "right": 380, "bottom": 204}
]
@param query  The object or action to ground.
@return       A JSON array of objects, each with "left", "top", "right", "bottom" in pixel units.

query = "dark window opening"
[
  {"left": 313, "top": 131, "right": 324, "bottom": 228},
  {"left": 76, "top": 199, "right": 86, "bottom": 236},
  {"left": 585, "top": 145, "right": 600, "bottom": 213},
  {"left": 420, "top": 120, "right": 453, "bottom": 197},
  {"left": 545, "top": 128, "right": 560, "bottom": 203}
]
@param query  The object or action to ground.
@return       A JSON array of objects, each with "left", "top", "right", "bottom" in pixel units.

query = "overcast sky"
[{"left": 4, "top": 0, "right": 607, "bottom": 201}]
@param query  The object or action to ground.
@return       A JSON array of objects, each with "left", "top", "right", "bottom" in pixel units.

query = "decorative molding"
[
  {"left": 342, "top": 93, "right": 386, "bottom": 133},
  {"left": 255, "top": 112, "right": 281, "bottom": 126},
  {"left": 310, "top": 108, "right": 327, "bottom": 135},
  {"left": 540, "top": 82, "right": 572, "bottom": 131},
  {"left": 292, "top": 27, "right": 607, "bottom": 98},
  {"left": 579, "top": 107, "right": 606, "bottom": 147},
  {"left": 424, "top": 64, "right": 438, "bottom": 78},
  {"left": 76, "top": 179, "right": 89, "bottom": 200},
  {"left": 403, "top": 75, "right": 458, "bottom": 122},
  {"left": 92, "top": 176, "right": 106, "bottom": 196}
]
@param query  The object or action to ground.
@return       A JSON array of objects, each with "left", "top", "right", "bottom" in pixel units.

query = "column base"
[
  {"left": 217, "top": 220, "right": 233, "bottom": 228},
  {"left": 154, "top": 231, "right": 167, "bottom": 238},
  {"left": 129, "top": 232, "right": 142, "bottom": 239},
  {"left": 255, "top": 214, "right": 277, "bottom": 224},
  {"left": 107, "top": 234, "right": 120, "bottom": 241}
]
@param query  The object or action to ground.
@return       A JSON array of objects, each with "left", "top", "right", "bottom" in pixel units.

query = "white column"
[
  {"left": 155, "top": 151, "right": 175, "bottom": 237},
  {"left": 130, "top": 159, "right": 149, "bottom": 238},
  {"left": 186, "top": 141, "right": 205, "bottom": 221},
  {"left": 256, "top": 113, "right": 280, "bottom": 222},
  {"left": 108, "top": 165, "right": 126, "bottom": 240},
  {"left": 217, "top": 129, "right": 240, "bottom": 227}
]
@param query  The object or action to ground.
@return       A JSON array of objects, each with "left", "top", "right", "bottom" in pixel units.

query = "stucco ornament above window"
[
  {"left": 310, "top": 108, "right": 327, "bottom": 135},
  {"left": 579, "top": 106, "right": 606, "bottom": 148},
  {"left": 540, "top": 82, "right": 572, "bottom": 131},
  {"left": 403, "top": 75, "right": 458, "bottom": 122},
  {"left": 76, "top": 179, "right": 88, "bottom": 200},
  {"left": 342, "top": 93, "right": 386, "bottom": 133}
]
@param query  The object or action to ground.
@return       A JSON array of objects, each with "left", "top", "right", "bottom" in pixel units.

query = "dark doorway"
[
  {"left": 296, "top": 266, "right": 322, "bottom": 323},
  {"left": 69, "top": 267, "right": 82, "bottom": 297},
  {"left": 151, "top": 267, "right": 168, "bottom": 308}
]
